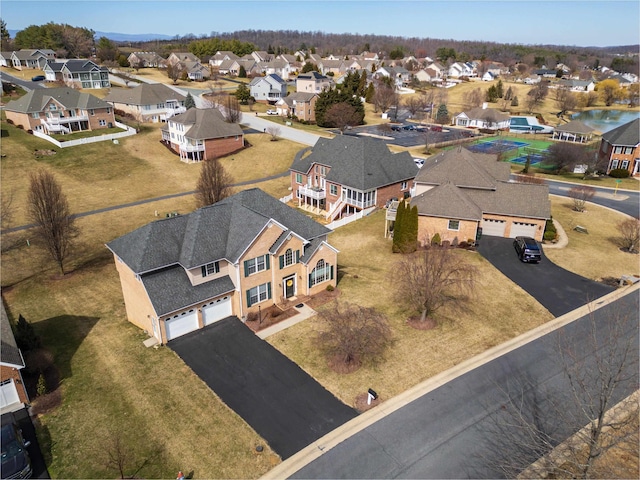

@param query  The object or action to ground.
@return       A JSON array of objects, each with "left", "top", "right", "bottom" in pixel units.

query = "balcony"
[
  {"left": 43, "top": 114, "right": 88, "bottom": 124},
  {"left": 298, "top": 184, "right": 326, "bottom": 200},
  {"left": 181, "top": 143, "right": 205, "bottom": 152}
]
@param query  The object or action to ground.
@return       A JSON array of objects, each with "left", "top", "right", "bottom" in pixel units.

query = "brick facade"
[{"left": 0, "top": 365, "right": 29, "bottom": 405}]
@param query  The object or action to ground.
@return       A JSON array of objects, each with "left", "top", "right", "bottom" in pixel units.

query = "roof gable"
[
  {"left": 4, "top": 87, "right": 110, "bottom": 113},
  {"left": 601, "top": 118, "right": 640, "bottom": 146},
  {"left": 104, "top": 83, "right": 186, "bottom": 106}
]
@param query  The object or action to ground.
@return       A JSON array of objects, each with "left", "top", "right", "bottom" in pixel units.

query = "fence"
[
  {"left": 31, "top": 121, "right": 137, "bottom": 148},
  {"left": 279, "top": 193, "right": 293, "bottom": 203},
  {"left": 327, "top": 206, "right": 376, "bottom": 230}
]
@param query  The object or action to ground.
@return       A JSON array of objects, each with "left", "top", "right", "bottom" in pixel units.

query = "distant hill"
[{"left": 8, "top": 29, "right": 173, "bottom": 42}]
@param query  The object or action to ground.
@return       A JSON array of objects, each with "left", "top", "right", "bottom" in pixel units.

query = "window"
[
  {"left": 244, "top": 254, "right": 269, "bottom": 276},
  {"left": 201, "top": 261, "right": 220, "bottom": 277},
  {"left": 99, "top": 119, "right": 106, "bottom": 126},
  {"left": 296, "top": 173, "right": 303, "bottom": 184},
  {"left": 611, "top": 159, "right": 619, "bottom": 169},
  {"left": 89, "top": 109, "right": 95, "bottom": 116},
  {"left": 31, "top": 113, "right": 40, "bottom": 119},
  {"left": 106, "top": 107, "right": 111, "bottom": 114},
  {"left": 279, "top": 248, "right": 299, "bottom": 268},
  {"left": 448, "top": 219, "right": 460, "bottom": 231},
  {"left": 613, "top": 146, "right": 623, "bottom": 154},
  {"left": 401, "top": 181, "right": 408, "bottom": 190},
  {"left": 624, "top": 147, "right": 634, "bottom": 155},
  {"left": 247, "top": 282, "right": 271, "bottom": 307},
  {"left": 330, "top": 184, "right": 338, "bottom": 196},
  {"left": 621, "top": 160, "right": 629, "bottom": 170},
  {"left": 309, "top": 259, "right": 333, "bottom": 287},
  {"left": 49, "top": 104, "right": 57, "bottom": 111}
]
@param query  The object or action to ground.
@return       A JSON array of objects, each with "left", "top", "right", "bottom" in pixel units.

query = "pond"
[{"left": 570, "top": 109, "right": 640, "bottom": 133}]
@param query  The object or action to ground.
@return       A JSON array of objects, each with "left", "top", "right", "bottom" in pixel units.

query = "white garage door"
[
  {"left": 481, "top": 218, "right": 507, "bottom": 237},
  {"left": 165, "top": 309, "right": 199, "bottom": 341},
  {"left": 0, "top": 379, "right": 20, "bottom": 409},
  {"left": 202, "top": 296, "right": 232, "bottom": 326},
  {"left": 510, "top": 221, "right": 538, "bottom": 238}
]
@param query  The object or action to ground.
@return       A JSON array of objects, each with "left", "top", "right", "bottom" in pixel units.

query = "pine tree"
[
  {"left": 496, "top": 80, "right": 504, "bottom": 98},
  {"left": 436, "top": 104, "right": 450, "bottom": 124},
  {"left": 184, "top": 93, "right": 196, "bottom": 110},
  {"left": 406, "top": 205, "right": 419, "bottom": 253},
  {"left": 392, "top": 201, "right": 406, "bottom": 253},
  {"left": 238, "top": 65, "right": 247, "bottom": 78},
  {"left": 357, "top": 70, "right": 368, "bottom": 97},
  {"left": 365, "top": 82, "right": 375, "bottom": 103}
]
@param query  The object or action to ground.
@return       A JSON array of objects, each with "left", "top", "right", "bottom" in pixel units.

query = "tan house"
[
  {"left": 1, "top": 305, "right": 29, "bottom": 414},
  {"left": 296, "top": 71, "right": 333, "bottom": 93},
  {"left": 166, "top": 52, "right": 200, "bottom": 67},
  {"left": 411, "top": 148, "right": 550, "bottom": 243},
  {"left": 290, "top": 136, "right": 419, "bottom": 220},
  {"left": 104, "top": 83, "right": 186, "bottom": 123},
  {"left": 275, "top": 92, "right": 318, "bottom": 122},
  {"left": 106, "top": 188, "right": 338, "bottom": 344},
  {"left": 127, "top": 51, "right": 166, "bottom": 68},
  {"left": 4, "top": 87, "right": 115, "bottom": 135},
  {"left": 161, "top": 107, "right": 244, "bottom": 162},
  {"left": 597, "top": 118, "right": 640, "bottom": 176}
]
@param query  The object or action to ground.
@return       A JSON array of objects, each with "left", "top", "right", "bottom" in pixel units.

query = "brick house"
[
  {"left": 275, "top": 92, "right": 317, "bottom": 122},
  {"left": 161, "top": 107, "right": 244, "bottom": 162},
  {"left": 290, "top": 136, "right": 419, "bottom": 220},
  {"left": 1, "top": 305, "right": 29, "bottom": 414},
  {"left": 4, "top": 87, "right": 115, "bottom": 135},
  {"left": 411, "top": 148, "right": 550, "bottom": 243},
  {"left": 106, "top": 188, "right": 338, "bottom": 344},
  {"left": 597, "top": 118, "right": 640, "bottom": 176}
]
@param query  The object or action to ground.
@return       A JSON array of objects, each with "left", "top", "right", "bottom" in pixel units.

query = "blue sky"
[{"left": 2, "top": 0, "right": 639, "bottom": 47}]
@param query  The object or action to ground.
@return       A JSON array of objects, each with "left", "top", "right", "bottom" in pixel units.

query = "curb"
[{"left": 261, "top": 283, "right": 640, "bottom": 479}]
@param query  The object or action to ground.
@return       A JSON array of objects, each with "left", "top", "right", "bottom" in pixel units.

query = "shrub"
[
  {"left": 431, "top": 233, "right": 441, "bottom": 246},
  {"left": 543, "top": 230, "right": 557, "bottom": 242},
  {"left": 15, "top": 314, "right": 40, "bottom": 351},
  {"left": 326, "top": 284, "right": 335, "bottom": 292},
  {"left": 37, "top": 374, "right": 47, "bottom": 396},
  {"left": 270, "top": 308, "right": 282, "bottom": 318},
  {"left": 245, "top": 311, "right": 258, "bottom": 322},
  {"left": 609, "top": 168, "right": 630, "bottom": 178}
]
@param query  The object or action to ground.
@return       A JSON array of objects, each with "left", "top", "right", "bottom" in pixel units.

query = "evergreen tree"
[
  {"left": 511, "top": 96, "right": 519, "bottom": 107},
  {"left": 365, "top": 82, "right": 375, "bottom": 103},
  {"left": 15, "top": 314, "right": 40, "bottom": 351},
  {"left": 238, "top": 65, "right": 247, "bottom": 78},
  {"left": 301, "top": 62, "right": 318, "bottom": 73},
  {"left": 406, "top": 205, "right": 419, "bottom": 253},
  {"left": 392, "top": 201, "right": 406, "bottom": 253},
  {"left": 315, "top": 87, "right": 364, "bottom": 127},
  {"left": 184, "top": 93, "right": 196, "bottom": 110},
  {"left": 485, "top": 85, "right": 498, "bottom": 102},
  {"left": 357, "top": 70, "right": 368, "bottom": 97},
  {"left": 496, "top": 80, "right": 504, "bottom": 98},
  {"left": 436, "top": 104, "right": 450, "bottom": 124},
  {"left": 234, "top": 83, "right": 251, "bottom": 104}
]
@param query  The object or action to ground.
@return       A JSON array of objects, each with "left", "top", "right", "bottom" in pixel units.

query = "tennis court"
[
  {"left": 510, "top": 153, "right": 546, "bottom": 165},
  {"left": 467, "top": 139, "right": 529, "bottom": 154}
]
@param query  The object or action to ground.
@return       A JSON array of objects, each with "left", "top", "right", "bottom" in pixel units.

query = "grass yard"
[
  {"left": 544, "top": 196, "right": 640, "bottom": 280},
  {"left": 267, "top": 210, "right": 554, "bottom": 407}
]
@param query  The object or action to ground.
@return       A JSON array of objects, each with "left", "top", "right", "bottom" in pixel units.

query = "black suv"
[
  {"left": 513, "top": 236, "right": 541, "bottom": 263},
  {"left": 1, "top": 422, "right": 32, "bottom": 479}
]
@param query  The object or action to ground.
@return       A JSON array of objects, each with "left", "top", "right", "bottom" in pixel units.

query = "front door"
[{"left": 284, "top": 275, "right": 295, "bottom": 299}]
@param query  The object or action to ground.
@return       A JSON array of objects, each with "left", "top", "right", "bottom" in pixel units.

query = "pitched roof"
[
  {"left": 1, "top": 304, "right": 24, "bottom": 369},
  {"left": 464, "top": 182, "right": 550, "bottom": 219},
  {"left": 104, "top": 83, "right": 186, "bottom": 106},
  {"left": 297, "top": 71, "right": 329, "bottom": 81},
  {"left": 279, "top": 91, "right": 316, "bottom": 107},
  {"left": 61, "top": 59, "right": 107, "bottom": 73},
  {"left": 169, "top": 108, "right": 243, "bottom": 140},
  {"left": 4, "top": 87, "right": 111, "bottom": 113},
  {"left": 600, "top": 118, "right": 640, "bottom": 146},
  {"left": 415, "top": 148, "right": 510, "bottom": 189},
  {"left": 554, "top": 120, "right": 595, "bottom": 134},
  {"left": 106, "top": 188, "right": 331, "bottom": 275},
  {"left": 411, "top": 182, "right": 483, "bottom": 221},
  {"left": 458, "top": 106, "right": 510, "bottom": 123},
  {"left": 291, "top": 136, "right": 419, "bottom": 190}
]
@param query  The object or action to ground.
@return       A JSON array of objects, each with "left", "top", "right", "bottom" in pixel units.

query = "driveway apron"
[
  {"left": 478, "top": 236, "right": 614, "bottom": 317},
  {"left": 169, "top": 317, "right": 357, "bottom": 459}
]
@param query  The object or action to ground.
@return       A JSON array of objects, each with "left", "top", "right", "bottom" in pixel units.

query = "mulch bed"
[
  {"left": 327, "top": 353, "right": 361, "bottom": 374},
  {"left": 354, "top": 392, "right": 382, "bottom": 413},
  {"left": 245, "top": 305, "right": 298, "bottom": 333},
  {"left": 407, "top": 315, "right": 437, "bottom": 330}
]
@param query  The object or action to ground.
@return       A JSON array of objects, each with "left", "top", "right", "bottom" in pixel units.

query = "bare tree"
[
  {"left": 482, "top": 301, "right": 639, "bottom": 479},
  {"left": 394, "top": 246, "right": 478, "bottom": 324},
  {"left": 1, "top": 188, "right": 14, "bottom": 230},
  {"left": 554, "top": 86, "right": 578, "bottom": 114},
  {"left": 195, "top": 157, "right": 233, "bottom": 208},
  {"left": 166, "top": 63, "right": 183, "bottom": 84},
  {"left": 545, "top": 142, "right": 596, "bottom": 173},
  {"left": 265, "top": 126, "right": 281, "bottom": 141},
  {"left": 315, "top": 301, "right": 392, "bottom": 370},
  {"left": 373, "top": 84, "right": 398, "bottom": 114},
  {"left": 325, "top": 102, "right": 360, "bottom": 133},
  {"left": 223, "top": 94, "right": 242, "bottom": 123},
  {"left": 616, "top": 217, "right": 640, "bottom": 253},
  {"left": 403, "top": 96, "right": 424, "bottom": 119},
  {"left": 462, "top": 87, "right": 484, "bottom": 110},
  {"left": 103, "top": 428, "right": 166, "bottom": 479},
  {"left": 27, "top": 170, "right": 78, "bottom": 275},
  {"left": 526, "top": 82, "right": 549, "bottom": 113},
  {"left": 568, "top": 185, "right": 596, "bottom": 212}
]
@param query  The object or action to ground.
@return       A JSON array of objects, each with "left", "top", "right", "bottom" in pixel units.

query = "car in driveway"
[
  {"left": 1, "top": 422, "right": 32, "bottom": 479},
  {"left": 513, "top": 236, "right": 542, "bottom": 263},
  {"left": 30, "top": 75, "right": 45, "bottom": 82},
  {"left": 266, "top": 109, "right": 278, "bottom": 115}
]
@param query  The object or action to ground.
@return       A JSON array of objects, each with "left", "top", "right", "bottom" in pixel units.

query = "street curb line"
[{"left": 261, "top": 283, "right": 640, "bottom": 479}]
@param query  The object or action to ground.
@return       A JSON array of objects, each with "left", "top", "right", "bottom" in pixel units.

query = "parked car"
[
  {"left": 513, "top": 236, "right": 542, "bottom": 263},
  {"left": 390, "top": 125, "right": 403, "bottom": 131},
  {"left": 1, "top": 422, "right": 32, "bottom": 479},
  {"left": 402, "top": 124, "right": 416, "bottom": 131},
  {"left": 30, "top": 75, "right": 45, "bottom": 82},
  {"left": 266, "top": 109, "right": 277, "bottom": 115}
]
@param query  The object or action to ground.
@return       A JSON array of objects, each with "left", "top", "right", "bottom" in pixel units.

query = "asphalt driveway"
[
  {"left": 478, "top": 236, "right": 614, "bottom": 317},
  {"left": 169, "top": 317, "right": 357, "bottom": 459}
]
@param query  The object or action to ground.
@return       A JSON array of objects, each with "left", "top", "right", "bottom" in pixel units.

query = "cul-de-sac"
[{"left": 1, "top": 4, "right": 639, "bottom": 479}]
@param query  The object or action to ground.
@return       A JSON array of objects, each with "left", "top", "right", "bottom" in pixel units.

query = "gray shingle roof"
[
  {"left": 4, "top": 87, "right": 111, "bottom": 113},
  {"left": 464, "top": 182, "right": 550, "bottom": 219},
  {"left": 61, "top": 59, "right": 108, "bottom": 73},
  {"left": 411, "top": 182, "right": 483, "bottom": 221},
  {"left": 291, "top": 136, "right": 419, "bottom": 190},
  {"left": 555, "top": 120, "right": 595, "bottom": 134},
  {"left": 1, "top": 303, "right": 24, "bottom": 369},
  {"left": 279, "top": 92, "right": 316, "bottom": 107},
  {"left": 104, "top": 83, "right": 186, "bottom": 106},
  {"left": 600, "top": 118, "right": 640, "bottom": 146},
  {"left": 107, "top": 188, "right": 331, "bottom": 275},
  {"left": 170, "top": 108, "right": 243, "bottom": 141},
  {"left": 458, "top": 106, "right": 510, "bottom": 123}
]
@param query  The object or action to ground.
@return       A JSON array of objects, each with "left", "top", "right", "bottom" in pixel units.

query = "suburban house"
[
  {"left": 275, "top": 92, "right": 317, "bottom": 122},
  {"left": 448, "top": 62, "right": 476, "bottom": 78},
  {"left": 251, "top": 51, "right": 273, "bottom": 63},
  {"left": 374, "top": 66, "right": 411, "bottom": 88},
  {"left": 318, "top": 59, "right": 347, "bottom": 76},
  {"left": 43, "top": 60, "right": 65, "bottom": 82},
  {"left": 209, "top": 51, "right": 239, "bottom": 67},
  {"left": 454, "top": 105, "right": 510, "bottom": 130},
  {"left": 103, "top": 83, "right": 186, "bottom": 123},
  {"left": 552, "top": 120, "right": 595, "bottom": 143},
  {"left": 0, "top": 51, "right": 10, "bottom": 67},
  {"left": 226, "top": 58, "right": 259, "bottom": 76},
  {"left": 10, "top": 48, "right": 56, "bottom": 69},
  {"left": 597, "top": 118, "right": 640, "bottom": 176},
  {"left": 249, "top": 74, "right": 287, "bottom": 104},
  {"left": 555, "top": 79, "right": 595, "bottom": 92},
  {"left": 60, "top": 59, "right": 110, "bottom": 89},
  {"left": 0, "top": 305, "right": 29, "bottom": 414},
  {"left": 296, "top": 71, "right": 333, "bottom": 93},
  {"left": 161, "top": 107, "right": 244, "bottom": 162},
  {"left": 533, "top": 68, "right": 558, "bottom": 78},
  {"left": 414, "top": 67, "right": 440, "bottom": 83},
  {"left": 290, "top": 135, "right": 419, "bottom": 220},
  {"left": 166, "top": 52, "right": 200, "bottom": 67},
  {"left": 178, "top": 61, "right": 209, "bottom": 81},
  {"left": 127, "top": 51, "right": 166, "bottom": 68},
  {"left": 4, "top": 87, "right": 116, "bottom": 135},
  {"left": 106, "top": 188, "right": 338, "bottom": 344},
  {"left": 410, "top": 148, "right": 550, "bottom": 243}
]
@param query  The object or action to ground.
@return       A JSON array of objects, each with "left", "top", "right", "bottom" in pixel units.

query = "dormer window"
[{"left": 201, "top": 261, "right": 220, "bottom": 277}]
